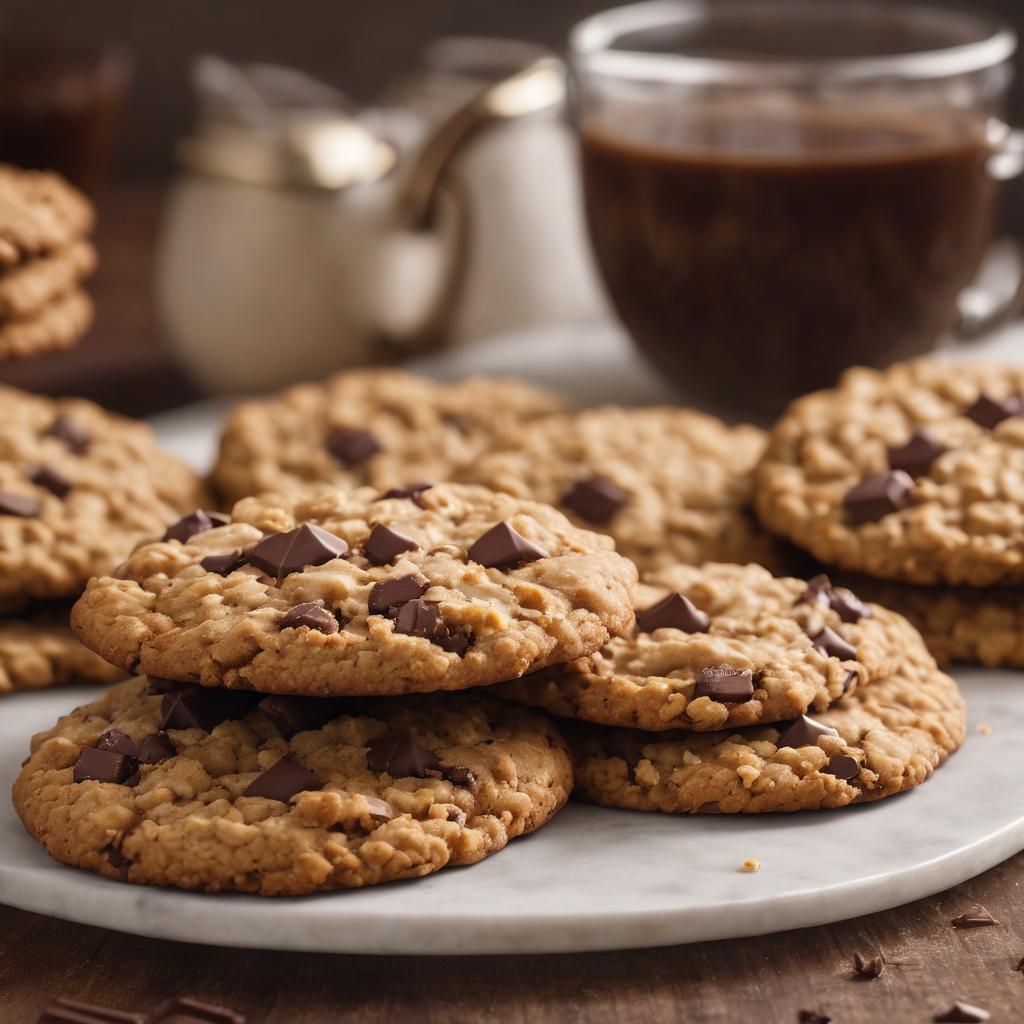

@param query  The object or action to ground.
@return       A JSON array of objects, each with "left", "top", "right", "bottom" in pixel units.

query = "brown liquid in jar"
[{"left": 581, "top": 108, "right": 998, "bottom": 413}]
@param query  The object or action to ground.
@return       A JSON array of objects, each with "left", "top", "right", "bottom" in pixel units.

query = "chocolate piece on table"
[
  {"left": 248, "top": 523, "right": 348, "bottom": 581},
  {"left": 635, "top": 592, "right": 709, "bottom": 634},
  {"left": 887, "top": 428, "right": 947, "bottom": 477},
  {"left": 44, "top": 413, "right": 91, "bottom": 454},
  {"left": 852, "top": 951, "right": 884, "bottom": 978},
  {"left": 391, "top": 599, "right": 469, "bottom": 654},
  {"left": 326, "top": 426, "right": 381, "bottom": 465},
  {"left": 73, "top": 747, "right": 134, "bottom": 785},
  {"left": 367, "top": 573, "right": 429, "bottom": 616},
  {"left": 776, "top": 715, "right": 839, "bottom": 749},
  {"left": 150, "top": 996, "right": 247, "bottom": 1023},
  {"left": 366, "top": 731, "right": 441, "bottom": 778},
  {"left": 823, "top": 753, "right": 860, "bottom": 780},
  {"left": 260, "top": 695, "right": 349, "bottom": 740},
  {"left": 38, "top": 996, "right": 144, "bottom": 1023},
  {"left": 0, "top": 491, "right": 40, "bottom": 517},
  {"left": 28, "top": 465, "right": 72, "bottom": 498},
  {"left": 843, "top": 470, "right": 914, "bottom": 525},
  {"left": 279, "top": 600, "right": 339, "bottom": 634},
  {"left": 378, "top": 482, "right": 432, "bottom": 502},
  {"left": 163, "top": 509, "right": 228, "bottom": 544},
  {"left": 561, "top": 474, "right": 629, "bottom": 524},
  {"left": 243, "top": 756, "right": 322, "bottom": 802},
  {"left": 965, "top": 391, "right": 1022, "bottom": 430},
  {"left": 201, "top": 550, "right": 247, "bottom": 576},
  {"left": 467, "top": 521, "right": 548, "bottom": 570},
  {"left": 363, "top": 524, "right": 418, "bottom": 566},
  {"left": 950, "top": 910, "right": 997, "bottom": 929},
  {"left": 933, "top": 1002, "right": 991, "bottom": 1023},
  {"left": 160, "top": 687, "right": 256, "bottom": 733},
  {"left": 694, "top": 665, "right": 754, "bottom": 703},
  {"left": 810, "top": 625, "right": 857, "bottom": 661}
]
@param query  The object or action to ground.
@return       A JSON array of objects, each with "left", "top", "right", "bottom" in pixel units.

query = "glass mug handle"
[{"left": 955, "top": 120, "right": 1024, "bottom": 338}]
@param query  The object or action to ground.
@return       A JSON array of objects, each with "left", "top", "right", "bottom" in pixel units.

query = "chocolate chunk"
[
  {"left": 561, "top": 475, "right": 629, "bottom": 524},
  {"left": 150, "top": 996, "right": 247, "bottom": 1023},
  {"left": 366, "top": 731, "right": 441, "bottom": 778},
  {"left": 0, "top": 491, "right": 40, "bottom": 517},
  {"left": 163, "top": 509, "right": 228, "bottom": 544},
  {"left": 776, "top": 715, "right": 838, "bottom": 749},
  {"left": 852, "top": 951, "right": 884, "bottom": 978},
  {"left": 260, "top": 695, "right": 348, "bottom": 740},
  {"left": 392, "top": 599, "right": 469, "bottom": 655},
  {"left": 367, "top": 573, "right": 429, "bottom": 615},
  {"left": 279, "top": 600, "right": 339, "bottom": 634},
  {"left": 844, "top": 470, "right": 914, "bottom": 525},
  {"left": 135, "top": 734, "right": 175, "bottom": 764},
  {"left": 44, "top": 414, "right": 90, "bottom": 454},
  {"left": 797, "top": 574, "right": 833, "bottom": 608},
  {"left": 443, "top": 765, "right": 476, "bottom": 788},
  {"left": 201, "top": 550, "right": 247, "bottom": 576},
  {"left": 811, "top": 626, "right": 857, "bottom": 661},
  {"left": 95, "top": 729, "right": 140, "bottom": 758},
  {"left": 243, "top": 756, "right": 322, "bottom": 802},
  {"left": 823, "top": 753, "right": 860, "bottom": 780},
  {"left": 797, "top": 1013, "right": 831, "bottom": 1024},
  {"left": 635, "top": 592, "right": 709, "bottom": 634},
  {"left": 364, "top": 524, "right": 418, "bottom": 565},
  {"left": 694, "top": 665, "right": 754, "bottom": 703},
  {"left": 829, "top": 587, "right": 872, "bottom": 624},
  {"left": 468, "top": 521, "right": 548, "bottom": 569},
  {"left": 73, "top": 747, "right": 134, "bottom": 785},
  {"left": 248, "top": 523, "right": 348, "bottom": 581},
  {"left": 28, "top": 465, "right": 72, "bottom": 498},
  {"left": 965, "top": 391, "right": 1022, "bottom": 430},
  {"left": 326, "top": 426, "right": 381, "bottom": 465},
  {"left": 951, "top": 910, "right": 997, "bottom": 929},
  {"left": 378, "top": 482, "right": 432, "bottom": 502},
  {"left": 38, "top": 997, "right": 143, "bottom": 1023},
  {"left": 160, "top": 687, "right": 256, "bottom": 733},
  {"left": 933, "top": 1002, "right": 990, "bottom": 1023},
  {"left": 888, "top": 428, "right": 947, "bottom": 477}
]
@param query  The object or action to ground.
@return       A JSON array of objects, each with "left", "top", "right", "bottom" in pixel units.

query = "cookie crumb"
[{"left": 739, "top": 858, "right": 760, "bottom": 873}]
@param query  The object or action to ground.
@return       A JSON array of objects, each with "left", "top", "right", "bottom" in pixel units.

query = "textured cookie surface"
[
  {"left": 0, "top": 384, "right": 207, "bottom": 610},
  {"left": 756, "top": 359, "right": 1024, "bottom": 585},
  {"left": 0, "top": 608, "right": 123, "bottom": 693},
  {"left": 0, "top": 166, "right": 94, "bottom": 268},
  {"left": 0, "top": 239, "right": 96, "bottom": 319},
  {"left": 71, "top": 483, "right": 638, "bottom": 696},
  {"left": 212, "top": 369, "right": 564, "bottom": 504},
  {"left": 496, "top": 563, "right": 927, "bottom": 732},
  {"left": 0, "top": 287, "right": 93, "bottom": 360},
  {"left": 13, "top": 677, "right": 572, "bottom": 895},
  {"left": 570, "top": 656, "right": 964, "bottom": 813},
  {"left": 459, "top": 406, "right": 783, "bottom": 572}
]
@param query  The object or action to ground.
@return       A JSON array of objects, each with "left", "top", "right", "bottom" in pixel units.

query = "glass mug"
[{"left": 569, "top": 0, "right": 1024, "bottom": 414}]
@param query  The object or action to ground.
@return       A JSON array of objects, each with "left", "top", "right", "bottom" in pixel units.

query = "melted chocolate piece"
[{"left": 775, "top": 715, "right": 838, "bottom": 749}]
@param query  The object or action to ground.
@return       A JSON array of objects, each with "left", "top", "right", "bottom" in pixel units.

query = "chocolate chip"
[
  {"left": 0, "top": 491, "right": 40, "bottom": 517},
  {"left": 933, "top": 1002, "right": 990, "bottom": 1023},
  {"left": 635, "top": 592, "right": 709, "bottom": 634},
  {"left": 368, "top": 573, "right": 429, "bottom": 615},
  {"left": 279, "top": 600, "right": 339, "bottom": 634},
  {"left": 44, "top": 414, "right": 90, "bottom": 454},
  {"left": 776, "top": 715, "right": 839, "bottom": 749},
  {"left": 852, "top": 951, "right": 884, "bottom": 978},
  {"left": 797, "top": 574, "right": 833, "bottom": 608},
  {"left": 363, "top": 524, "right": 418, "bottom": 565},
  {"left": 829, "top": 587, "right": 872, "bottom": 624},
  {"left": 392, "top": 599, "right": 470, "bottom": 655},
  {"left": 38, "top": 997, "right": 143, "bottom": 1023},
  {"left": 468, "top": 521, "right": 548, "bottom": 569},
  {"left": 965, "top": 391, "right": 1022, "bottom": 430},
  {"left": 327, "top": 426, "right": 381, "bottom": 465},
  {"left": 811, "top": 626, "right": 857, "bottom": 661},
  {"left": 260, "top": 694, "right": 349, "bottom": 739},
  {"left": 888, "top": 428, "right": 947, "bottom": 477},
  {"left": 201, "top": 550, "right": 247, "bottom": 576},
  {"left": 443, "top": 765, "right": 476, "bottom": 788},
  {"left": 694, "top": 665, "right": 754, "bottom": 703},
  {"left": 366, "top": 731, "right": 441, "bottom": 778},
  {"left": 73, "top": 747, "right": 134, "bottom": 784},
  {"left": 243, "top": 756, "right": 322, "bottom": 802},
  {"left": 951, "top": 910, "right": 997, "bottom": 929},
  {"left": 28, "top": 465, "right": 72, "bottom": 498},
  {"left": 378, "top": 482, "right": 432, "bottom": 502},
  {"left": 135, "top": 734, "right": 175, "bottom": 764},
  {"left": 844, "top": 470, "right": 914, "bottom": 525},
  {"left": 150, "top": 996, "right": 247, "bottom": 1023},
  {"left": 823, "top": 753, "right": 860, "bottom": 780},
  {"left": 160, "top": 687, "right": 256, "bottom": 732},
  {"left": 561, "top": 475, "right": 629, "bottom": 524},
  {"left": 95, "top": 729, "right": 140, "bottom": 758},
  {"left": 248, "top": 523, "right": 348, "bottom": 581},
  {"left": 163, "top": 509, "right": 228, "bottom": 544},
  {"left": 797, "top": 1012, "right": 831, "bottom": 1024}
]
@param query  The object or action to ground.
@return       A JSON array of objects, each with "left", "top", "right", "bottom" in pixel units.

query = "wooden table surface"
[{"left": 1, "top": 186, "right": 1022, "bottom": 1023}]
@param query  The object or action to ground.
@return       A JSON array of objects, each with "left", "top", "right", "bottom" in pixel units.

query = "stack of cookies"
[
  {"left": 11, "top": 366, "right": 970, "bottom": 897},
  {"left": 756, "top": 360, "right": 1024, "bottom": 669},
  {"left": 0, "top": 166, "right": 97, "bottom": 360}
]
